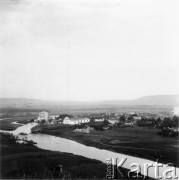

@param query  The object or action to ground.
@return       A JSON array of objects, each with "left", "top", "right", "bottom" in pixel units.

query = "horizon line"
[{"left": 0, "top": 94, "right": 178, "bottom": 102}]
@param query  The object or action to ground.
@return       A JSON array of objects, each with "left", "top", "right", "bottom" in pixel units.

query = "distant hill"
[
  {"left": 0, "top": 98, "right": 48, "bottom": 108},
  {"left": 0, "top": 95, "right": 178, "bottom": 110},
  {"left": 130, "top": 95, "right": 179, "bottom": 106}
]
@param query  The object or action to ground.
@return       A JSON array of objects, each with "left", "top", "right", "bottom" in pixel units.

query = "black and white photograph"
[{"left": 0, "top": 0, "right": 179, "bottom": 179}]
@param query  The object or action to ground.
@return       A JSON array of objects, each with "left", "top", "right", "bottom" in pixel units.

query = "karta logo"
[
  {"left": 106, "top": 158, "right": 114, "bottom": 179},
  {"left": 106, "top": 158, "right": 178, "bottom": 179}
]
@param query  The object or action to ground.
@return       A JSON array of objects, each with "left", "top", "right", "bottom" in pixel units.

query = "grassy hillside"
[
  {"left": 0, "top": 133, "right": 106, "bottom": 179},
  {"left": 0, "top": 95, "right": 178, "bottom": 114}
]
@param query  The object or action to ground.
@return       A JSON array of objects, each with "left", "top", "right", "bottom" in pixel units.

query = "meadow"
[{"left": 32, "top": 123, "right": 179, "bottom": 167}]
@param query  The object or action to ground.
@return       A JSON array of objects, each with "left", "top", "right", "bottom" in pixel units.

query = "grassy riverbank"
[
  {"left": 0, "top": 133, "right": 106, "bottom": 179},
  {"left": 32, "top": 124, "right": 179, "bottom": 167},
  {"left": 0, "top": 117, "right": 35, "bottom": 131}
]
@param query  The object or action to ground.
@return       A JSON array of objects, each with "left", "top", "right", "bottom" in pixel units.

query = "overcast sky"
[{"left": 0, "top": 0, "right": 179, "bottom": 101}]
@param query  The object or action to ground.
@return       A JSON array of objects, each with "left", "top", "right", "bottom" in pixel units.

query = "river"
[{"left": 0, "top": 122, "right": 178, "bottom": 179}]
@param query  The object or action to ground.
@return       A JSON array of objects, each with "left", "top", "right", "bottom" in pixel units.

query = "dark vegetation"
[
  {"left": 0, "top": 118, "right": 20, "bottom": 131},
  {"left": 0, "top": 117, "right": 35, "bottom": 131},
  {"left": 137, "top": 116, "right": 179, "bottom": 128},
  {"left": 0, "top": 133, "right": 106, "bottom": 179},
  {"left": 32, "top": 123, "right": 179, "bottom": 167}
]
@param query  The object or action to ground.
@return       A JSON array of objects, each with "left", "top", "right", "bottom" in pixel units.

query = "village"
[
  {"left": 28, "top": 108, "right": 179, "bottom": 170},
  {"left": 33, "top": 108, "right": 179, "bottom": 136}
]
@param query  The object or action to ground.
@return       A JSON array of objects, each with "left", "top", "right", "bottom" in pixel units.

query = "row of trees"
[{"left": 137, "top": 116, "right": 179, "bottom": 128}]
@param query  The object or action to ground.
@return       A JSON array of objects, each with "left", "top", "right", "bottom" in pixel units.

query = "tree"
[
  {"left": 155, "top": 117, "right": 162, "bottom": 127},
  {"left": 172, "top": 116, "right": 179, "bottom": 127},
  {"left": 59, "top": 114, "right": 73, "bottom": 120},
  {"left": 162, "top": 117, "right": 172, "bottom": 127},
  {"left": 41, "top": 119, "right": 46, "bottom": 124},
  {"left": 30, "top": 118, "right": 34, "bottom": 123},
  {"left": 103, "top": 119, "right": 109, "bottom": 126},
  {"left": 119, "top": 115, "right": 126, "bottom": 123}
]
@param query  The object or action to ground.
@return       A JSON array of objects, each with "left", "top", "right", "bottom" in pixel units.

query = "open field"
[
  {"left": 0, "top": 117, "right": 36, "bottom": 131},
  {"left": 0, "top": 118, "right": 23, "bottom": 131},
  {"left": 32, "top": 124, "right": 179, "bottom": 167},
  {"left": 0, "top": 104, "right": 173, "bottom": 115}
]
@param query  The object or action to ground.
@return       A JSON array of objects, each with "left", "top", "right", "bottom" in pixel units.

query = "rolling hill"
[
  {"left": 0, "top": 95, "right": 178, "bottom": 109},
  {"left": 130, "top": 95, "right": 179, "bottom": 106}
]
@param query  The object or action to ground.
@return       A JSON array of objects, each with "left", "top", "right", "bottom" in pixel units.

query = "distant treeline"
[
  {"left": 137, "top": 116, "right": 179, "bottom": 128},
  {"left": 0, "top": 108, "right": 44, "bottom": 113},
  {"left": 0, "top": 108, "right": 45, "bottom": 118}
]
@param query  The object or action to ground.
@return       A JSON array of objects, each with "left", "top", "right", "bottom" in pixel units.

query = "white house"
[
  {"left": 94, "top": 118, "right": 104, "bottom": 122},
  {"left": 125, "top": 121, "right": 134, "bottom": 127},
  {"left": 37, "top": 111, "right": 49, "bottom": 122},
  {"left": 133, "top": 116, "right": 142, "bottom": 124},
  {"left": 108, "top": 119, "right": 119, "bottom": 125},
  {"left": 173, "top": 107, "right": 179, "bottom": 116},
  {"left": 63, "top": 117, "right": 90, "bottom": 125}
]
